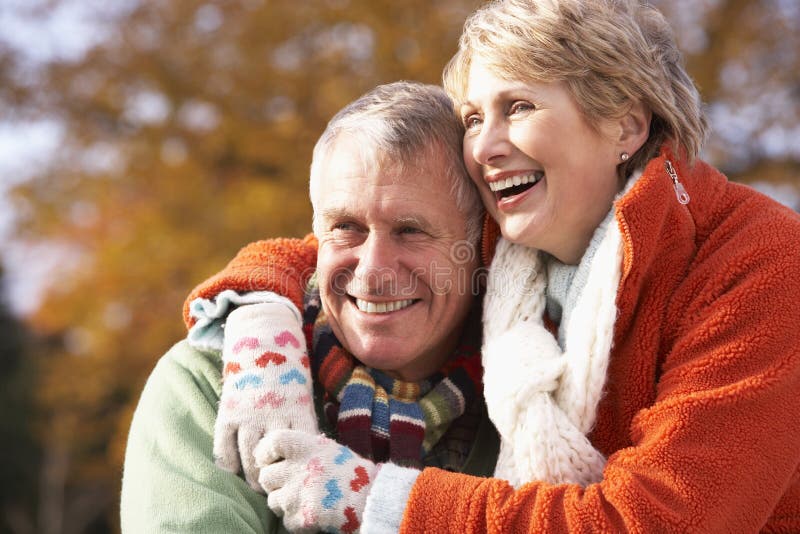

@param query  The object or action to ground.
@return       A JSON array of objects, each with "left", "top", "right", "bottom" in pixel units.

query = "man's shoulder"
[
  {"left": 122, "top": 339, "right": 282, "bottom": 534},
  {"left": 161, "top": 338, "right": 222, "bottom": 373},
  {"left": 141, "top": 339, "right": 223, "bottom": 412}
]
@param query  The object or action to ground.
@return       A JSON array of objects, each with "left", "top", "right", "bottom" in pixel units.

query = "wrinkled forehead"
[
  {"left": 318, "top": 147, "right": 461, "bottom": 218},
  {"left": 325, "top": 134, "right": 451, "bottom": 184}
]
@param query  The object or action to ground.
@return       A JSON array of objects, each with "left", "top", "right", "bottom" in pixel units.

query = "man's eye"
[
  {"left": 332, "top": 222, "right": 357, "bottom": 232},
  {"left": 398, "top": 226, "right": 430, "bottom": 238}
]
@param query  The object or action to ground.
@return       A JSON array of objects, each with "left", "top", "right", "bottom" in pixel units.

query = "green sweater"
[{"left": 120, "top": 340, "right": 499, "bottom": 533}]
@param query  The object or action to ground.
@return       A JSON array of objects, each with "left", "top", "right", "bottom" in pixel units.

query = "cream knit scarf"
[{"left": 482, "top": 178, "right": 635, "bottom": 489}]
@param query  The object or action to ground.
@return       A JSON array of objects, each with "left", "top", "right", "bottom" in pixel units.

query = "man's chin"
[
  {"left": 350, "top": 345, "right": 418, "bottom": 375},
  {"left": 352, "top": 346, "right": 409, "bottom": 367}
]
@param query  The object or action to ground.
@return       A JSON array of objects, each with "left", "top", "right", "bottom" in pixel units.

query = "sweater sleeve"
[
  {"left": 362, "top": 464, "right": 421, "bottom": 533},
  {"left": 400, "top": 220, "right": 800, "bottom": 532},
  {"left": 182, "top": 234, "right": 318, "bottom": 330},
  {"left": 120, "top": 340, "right": 285, "bottom": 534}
]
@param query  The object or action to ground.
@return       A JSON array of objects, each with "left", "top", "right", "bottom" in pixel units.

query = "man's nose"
[
  {"left": 470, "top": 117, "right": 510, "bottom": 167},
  {"left": 353, "top": 233, "right": 399, "bottom": 295}
]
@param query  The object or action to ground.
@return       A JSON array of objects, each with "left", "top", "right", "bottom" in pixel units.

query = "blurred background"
[{"left": 0, "top": 0, "right": 798, "bottom": 532}]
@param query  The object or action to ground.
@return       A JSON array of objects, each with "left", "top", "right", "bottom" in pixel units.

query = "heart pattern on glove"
[
  {"left": 322, "top": 479, "right": 343, "bottom": 509},
  {"left": 255, "top": 351, "right": 287, "bottom": 367},
  {"left": 301, "top": 506, "right": 318, "bottom": 529},
  {"left": 274, "top": 330, "right": 301, "bottom": 348},
  {"left": 254, "top": 392, "right": 285, "bottom": 409},
  {"left": 234, "top": 374, "right": 263, "bottom": 390},
  {"left": 334, "top": 446, "right": 353, "bottom": 465},
  {"left": 349, "top": 466, "right": 370, "bottom": 492},
  {"left": 340, "top": 506, "right": 360, "bottom": 534},
  {"left": 223, "top": 362, "right": 241, "bottom": 377},
  {"left": 303, "top": 457, "right": 324, "bottom": 486},
  {"left": 232, "top": 336, "right": 259, "bottom": 354},
  {"left": 279, "top": 369, "right": 307, "bottom": 385}
]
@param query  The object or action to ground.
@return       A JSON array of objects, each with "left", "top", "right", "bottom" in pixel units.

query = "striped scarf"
[{"left": 302, "top": 284, "right": 482, "bottom": 469}]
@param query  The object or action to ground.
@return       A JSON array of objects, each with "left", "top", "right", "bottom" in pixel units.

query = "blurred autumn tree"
[
  {"left": 653, "top": 0, "right": 800, "bottom": 194},
  {"left": 0, "top": 266, "right": 40, "bottom": 534},
  {"left": 1, "top": 0, "right": 481, "bottom": 531},
  {"left": 0, "top": 0, "right": 798, "bottom": 532}
]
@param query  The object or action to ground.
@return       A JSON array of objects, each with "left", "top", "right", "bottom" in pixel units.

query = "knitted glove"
[
  {"left": 255, "top": 430, "right": 380, "bottom": 534},
  {"left": 216, "top": 303, "right": 318, "bottom": 492}
]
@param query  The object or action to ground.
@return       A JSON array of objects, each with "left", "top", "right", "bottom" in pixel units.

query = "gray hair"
[
  {"left": 444, "top": 0, "right": 709, "bottom": 177},
  {"left": 309, "top": 81, "right": 483, "bottom": 244}
]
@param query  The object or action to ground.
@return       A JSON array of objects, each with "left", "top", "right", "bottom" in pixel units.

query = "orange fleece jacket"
[
  {"left": 401, "top": 150, "right": 800, "bottom": 533},
  {"left": 182, "top": 150, "right": 800, "bottom": 532},
  {"left": 183, "top": 234, "right": 318, "bottom": 328}
]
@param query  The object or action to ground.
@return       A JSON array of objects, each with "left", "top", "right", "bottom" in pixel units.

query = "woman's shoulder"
[
  {"left": 696, "top": 179, "right": 800, "bottom": 260},
  {"left": 653, "top": 164, "right": 800, "bottom": 319}
]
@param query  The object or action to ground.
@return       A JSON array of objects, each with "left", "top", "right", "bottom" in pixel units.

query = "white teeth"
[
  {"left": 355, "top": 298, "right": 415, "bottom": 314},
  {"left": 488, "top": 171, "right": 544, "bottom": 192}
]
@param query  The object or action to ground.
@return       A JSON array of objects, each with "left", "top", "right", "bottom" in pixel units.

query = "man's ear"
[{"left": 617, "top": 100, "right": 652, "bottom": 155}]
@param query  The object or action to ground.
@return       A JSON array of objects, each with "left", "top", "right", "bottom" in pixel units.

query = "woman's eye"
[
  {"left": 463, "top": 114, "right": 482, "bottom": 129},
  {"left": 509, "top": 101, "right": 534, "bottom": 114}
]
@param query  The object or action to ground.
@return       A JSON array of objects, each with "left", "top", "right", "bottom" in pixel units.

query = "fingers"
[
  {"left": 213, "top": 423, "right": 242, "bottom": 474},
  {"left": 260, "top": 459, "right": 293, "bottom": 494},
  {"left": 239, "top": 428, "right": 267, "bottom": 493},
  {"left": 262, "top": 461, "right": 325, "bottom": 534},
  {"left": 254, "top": 429, "right": 320, "bottom": 468},
  {"left": 253, "top": 430, "right": 283, "bottom": 467},
  {"left": 290, "top": 410, "right": 320, "bottom": 435},
  {"left": 265, "top": 484, "right": 285, "bottom": 514}
]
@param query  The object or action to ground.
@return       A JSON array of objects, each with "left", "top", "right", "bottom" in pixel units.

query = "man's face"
[{"left": 314, "top": 138, "right": 479, "bottom": 382}]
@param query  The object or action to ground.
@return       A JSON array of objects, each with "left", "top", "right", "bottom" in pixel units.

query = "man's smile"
[{"left": 353, "top": 297, "right": 418, "bottom": 314}]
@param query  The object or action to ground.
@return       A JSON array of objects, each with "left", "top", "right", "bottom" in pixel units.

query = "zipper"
[{"left": 665, "top": 160, "right": 690, "bottom": 205}]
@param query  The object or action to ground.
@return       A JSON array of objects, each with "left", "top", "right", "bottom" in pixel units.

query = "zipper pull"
[{"left": 665, "top": 160, "right": 690, "bottom": 205}]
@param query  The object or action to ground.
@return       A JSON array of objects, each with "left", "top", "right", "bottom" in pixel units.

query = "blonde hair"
[
  {"left": 443, "top": 0, "right": 708, "bottom": 176},
  {"left": 309, "top": 81, "right": 483, "bottom": 244}
]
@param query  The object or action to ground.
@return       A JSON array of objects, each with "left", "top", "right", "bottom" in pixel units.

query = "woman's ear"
[{"left": 618, "top": 100, "right": 651, "bottom": 154}]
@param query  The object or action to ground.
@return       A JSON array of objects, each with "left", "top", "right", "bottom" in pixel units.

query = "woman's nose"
[{"left": 470, "top": 117, "right": 510, "bottom": 166}]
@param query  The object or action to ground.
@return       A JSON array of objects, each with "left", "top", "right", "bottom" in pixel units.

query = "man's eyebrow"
[
  {"left": 319, "top": 207, "right": 353, "bottom": 222},
  {"left": 394, "top": 214, "right": 433, "bottom": 230},
  {"left": 318, "top": 209, "right": 436, "bottom": 231}
]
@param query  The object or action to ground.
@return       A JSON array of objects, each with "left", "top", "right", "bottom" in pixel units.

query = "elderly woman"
[
  {"left": 395, "top": 0, "right": 800, "bottom": 531},
  {"left": 182, "top": 0, "right": 800, "bottom": 532}
]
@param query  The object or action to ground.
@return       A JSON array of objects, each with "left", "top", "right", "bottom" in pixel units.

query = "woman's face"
[{"left": 460, "top": 60, "right": 624, "bottom": 264}]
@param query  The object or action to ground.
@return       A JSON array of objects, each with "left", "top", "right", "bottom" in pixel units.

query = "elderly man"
[{"left": 120, "top": 81, "right": 499, "bottom": 533}]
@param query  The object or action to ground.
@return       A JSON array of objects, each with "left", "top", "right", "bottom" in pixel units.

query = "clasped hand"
[{"left": 254, "top": 429, "right": 380, "bottom": 534}]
